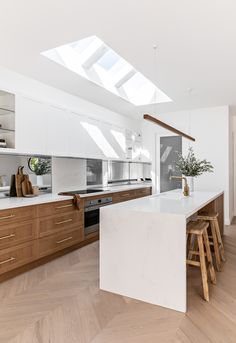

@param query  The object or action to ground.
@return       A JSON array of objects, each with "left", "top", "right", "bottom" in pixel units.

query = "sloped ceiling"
[{"left": 0, "top": 0, "right": 235, "bottom": 118}]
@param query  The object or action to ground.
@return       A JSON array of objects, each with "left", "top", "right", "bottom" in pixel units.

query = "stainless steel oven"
[{"left": 84, "top": 196, "right": 112, "bottom": 236}]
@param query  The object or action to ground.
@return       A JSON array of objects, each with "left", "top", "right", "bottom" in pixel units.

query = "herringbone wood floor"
[{"left": 0, "top": 225, "right": 236, "bottom": 342}]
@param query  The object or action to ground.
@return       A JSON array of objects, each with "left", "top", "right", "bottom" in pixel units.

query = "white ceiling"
[{"left": 0, "top": 0, "right": 236, "bottom": 118}]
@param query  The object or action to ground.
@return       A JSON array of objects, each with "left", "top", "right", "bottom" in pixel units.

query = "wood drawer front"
[
  {"left": 39, "top": 211, "right": 83, "bottom": 237},
  {"left": 37, "top": 200, "right": 76, "bottom": 217},
  {"left": 113, "top": 190, "right": 136, "bottom": 203},
  {"left": 0, "top": 206, "right": 36, "bottom": 226},
  {"left": 0, "top": 241, "right": 37, "bottom": 275},
  {"left": 38, "top": 229, "right": 83, "bottom": 257},
  {"left": 135, "top": 187, "right": 152, "bottom": 197},
  {"left": 0, "top": 220, "right": 37, "bottom": 249}
]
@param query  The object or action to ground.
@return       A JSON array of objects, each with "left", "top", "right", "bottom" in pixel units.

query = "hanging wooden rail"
[{"left": 143, "top": 114, "right": 195, "bottom": 142}]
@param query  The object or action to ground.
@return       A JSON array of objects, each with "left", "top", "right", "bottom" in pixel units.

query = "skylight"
[{"left": 41, "top": 36, "right": 172, "bottom": 106}]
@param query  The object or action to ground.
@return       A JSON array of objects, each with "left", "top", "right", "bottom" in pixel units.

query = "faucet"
[{"left": 170, "top": 175, "right": 190, "bottom": 196}]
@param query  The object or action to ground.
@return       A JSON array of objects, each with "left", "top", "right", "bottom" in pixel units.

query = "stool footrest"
[{"left": 187, "top": 259, "right": 201, "bottom": 267}]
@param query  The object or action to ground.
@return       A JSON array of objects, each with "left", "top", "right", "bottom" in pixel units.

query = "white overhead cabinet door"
[
  {"left": 68, "top": 112, "right": 104, "bottom": 159},
  {"left": 46, "top": 105, "right": 70, "bottom": 157},
  {"left": 17, "top": 96, "right": 47, "bottom": 154},
  {"left": 100, "top": 123, "right": 126, "bottom": 160}
]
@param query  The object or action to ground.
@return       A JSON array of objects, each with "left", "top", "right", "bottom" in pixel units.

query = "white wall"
[{"left": 142, "top": 106, "right": 232, "bottom": 225}]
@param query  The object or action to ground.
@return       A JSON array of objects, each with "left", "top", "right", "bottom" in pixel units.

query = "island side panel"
[
  {"left": 198, "top": 193, "right": 224, "bottom": 234},
  {"left": 100, "top": 208, "right": 187, "bottom": 313}
]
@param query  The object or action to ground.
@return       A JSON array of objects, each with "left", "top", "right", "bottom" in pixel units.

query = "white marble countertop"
[
  {"left": 103, "top": 189, "right": 223, "bottom": 218},
  {"left": 0, "top": 183, "right": 152, "bottom": 210},
  {"left": 0, "top": 193, "right": 74, "bottom": 210}
]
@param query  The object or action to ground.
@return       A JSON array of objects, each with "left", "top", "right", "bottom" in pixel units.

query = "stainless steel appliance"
[{"left": 84, "top": 196, "right": 112, "bottom": 236}]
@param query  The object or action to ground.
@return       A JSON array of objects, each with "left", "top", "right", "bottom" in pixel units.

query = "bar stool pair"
[{"left": 187, "top": 212, "right": 226, "bottom": 301}]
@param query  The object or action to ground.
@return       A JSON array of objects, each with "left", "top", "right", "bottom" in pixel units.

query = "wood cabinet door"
[{"left": 38, "top": 229, "right": 83, "bottom": 258}]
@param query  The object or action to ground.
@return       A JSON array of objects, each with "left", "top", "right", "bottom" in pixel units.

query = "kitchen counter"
[
  {"left": 0, "top": 193, "right": 74, "bottom": 210},
  {"left": 107, "top": 190, "right": 223, "bottom": 217},
  {"left": 0, "top": 184, "right": 152, "bottom": 210},
  {"left": 100, "top": 189, "right": 224, "bottom": 313},
  {"left": 77, "top": 183, "right": 152, "bottom": 198}
]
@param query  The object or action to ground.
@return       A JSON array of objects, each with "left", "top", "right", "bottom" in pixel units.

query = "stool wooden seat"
[
  {"left": 197, "top": 211, "right": 225, "bottom": 271},
  {"left": 187, "top": 220, "right": 216, "bottom": 302}
]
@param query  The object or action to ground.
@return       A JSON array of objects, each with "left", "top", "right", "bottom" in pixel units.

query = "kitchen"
[{"left": 0, "top": 2, "right": 236, "bottom": 342}]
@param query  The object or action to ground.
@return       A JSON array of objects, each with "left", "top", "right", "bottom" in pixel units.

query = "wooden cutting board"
[
  {"left": 15, "top": 166, "right": 24, "bottom": 197},
  {"left": 21, "top": 174, "right": 34, "bottom": 197}
]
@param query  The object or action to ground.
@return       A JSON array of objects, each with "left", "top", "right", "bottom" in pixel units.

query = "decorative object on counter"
[
  {"left": 28, "top": 157, "right": 51, "bottom": 186},
  {"left": 32, "top": 186, "right": 40, "bottom": 195},
  {"left": 0, "top": 139, "right": 7, "bottom": 148},
  {"left": 176, "top": 147, "right": 214, "bottom": 193},
  {"left": 10, "top": 166, "right": 36, "bottom": 197}
]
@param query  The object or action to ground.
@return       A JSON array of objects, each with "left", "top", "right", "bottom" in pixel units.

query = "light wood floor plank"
[{"left": 1, "top": 226, "right": 236, "bottom": 342}]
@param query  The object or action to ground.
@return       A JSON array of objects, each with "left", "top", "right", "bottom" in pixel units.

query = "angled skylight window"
[{"left": 41, "top": 36, "right": 172, "bottom": 106}]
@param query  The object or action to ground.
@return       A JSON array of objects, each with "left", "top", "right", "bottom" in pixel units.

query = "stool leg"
[
  {"left": 188, "top": 235, "right": 198, "bottom": 261},
  {"left": 214, "top": 218, "right": 226, "bottom": 263},
  {"left": 211, "top": 221, "right": 222, "bottom": 272},
  {"left": 203, "top": 228, "right": 216, "bottom": 285},
  {"left": 197, "top": 234, "right": 209, "bottom": 301}
]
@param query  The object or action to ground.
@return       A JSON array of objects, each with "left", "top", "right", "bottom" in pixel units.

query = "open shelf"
[
  {"left": 0, "top": 127, "right": 15, "bottom": 133},
  {"left": 0, "top": 107, "right": 15, "bottom": 116},
  {"left": 0, "top": 91, "right": 15, "bottom": 149}
]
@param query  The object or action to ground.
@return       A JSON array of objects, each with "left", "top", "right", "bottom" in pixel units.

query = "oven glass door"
[{"left": 84, "top": 208, "right": 99, "bottom": 236}]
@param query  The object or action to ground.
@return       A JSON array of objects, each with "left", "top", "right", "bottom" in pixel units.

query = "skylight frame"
[{"left": 41, "top": 35, "right": 172, "bottom": 106}]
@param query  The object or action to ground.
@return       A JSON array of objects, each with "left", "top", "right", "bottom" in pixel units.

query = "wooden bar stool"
[
  {"left": 197, "top": 212, "right": 226, "bottom": 271},
  {"left": 187, "top": 220, "right": 216, "bottom": 302}
]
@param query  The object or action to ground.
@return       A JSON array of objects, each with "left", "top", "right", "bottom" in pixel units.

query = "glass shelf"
[
  {"left": 0, "top": 107, "right": 15, "bottom": 116},
  {"left": 0, "top": 127, "right": 15, "bottom": 133}
]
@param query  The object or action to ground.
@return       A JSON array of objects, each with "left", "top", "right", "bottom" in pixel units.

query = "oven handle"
[{"left": 84, "top": 202, "right": 113, "bottom": 212}]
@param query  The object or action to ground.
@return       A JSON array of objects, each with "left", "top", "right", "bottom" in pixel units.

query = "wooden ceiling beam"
[{"left": 143, "top": 114, "right": 195, "bottom": 142}]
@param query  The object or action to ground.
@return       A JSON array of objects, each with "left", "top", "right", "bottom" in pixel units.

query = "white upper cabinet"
[
  {"left": 99, "top": 122, "right": 126, "bottom": 160},
  {"left": 15, "top": 95, "right": 151, "bottom": 161},
  {"left": 68, "top": 112, "right": 103, "bottom": 159},
  {"left": 17, "top": 96, "right": 70, "bottom": 156},
  {"left": 45, "top": 105, "right": 70, "bottom": 156},
  {"left": 17, "top": 96, "right": 47, "bottom": 154}
]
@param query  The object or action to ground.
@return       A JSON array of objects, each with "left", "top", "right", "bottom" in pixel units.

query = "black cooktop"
[{"left": 62, "top": 189, "right": 103, "bottom": 195}]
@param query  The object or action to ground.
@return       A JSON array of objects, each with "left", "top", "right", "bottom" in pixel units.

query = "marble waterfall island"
[{"left": 100, "top": 190, "right": 224, "bottom": 312}]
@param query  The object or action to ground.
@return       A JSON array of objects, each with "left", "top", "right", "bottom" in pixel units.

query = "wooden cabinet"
[
  {"left": 37, "top": 200, "right": 75, "bottom": 217},
  {"left": 38, "top": 229, "right": 83, "bottom": 258},
  {"left": 39, "top": 211, "right": 83, "bottom": 238},
  {"left": 0, "top": 187, "right": 151, "bottom": 279},
  {"left": 0, "top": 206, "right": 36, "bottom": 226},
  {"left": 0, "top": 220, "right": 37, "bottom": 249},
  {"left": 0, "top": 198, "right": 83, "bottom": 277},
  {"left": 112, "top": 187, "right": 152, "bottom": 204},
  {"left": 0, "top": 241, "right": 37, "bottom": 275}
]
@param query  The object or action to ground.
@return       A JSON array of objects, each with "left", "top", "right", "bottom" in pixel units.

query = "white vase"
[
  {"left": 36, "top": 175, "right": 44, "bottom": 186},
  {"left": 186, "top": 176, "right": 194, "bottom": 193}
]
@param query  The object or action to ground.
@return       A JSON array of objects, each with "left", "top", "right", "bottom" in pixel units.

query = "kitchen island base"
[{"left": 100, "top": 191, "right": 224, "bottom": 313}]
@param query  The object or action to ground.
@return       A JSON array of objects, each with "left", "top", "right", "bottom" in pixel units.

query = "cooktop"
[{"left": 61, "top": 189, "right": 104, "bottom": 195}]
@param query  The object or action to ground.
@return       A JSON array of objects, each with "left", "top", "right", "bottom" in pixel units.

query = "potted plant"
[
  {"left": 28, "top": 157, "right": 51, "bottom": 186},
  {"left": 176, "top": 147, "right": 213, "bottom": 192}
]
